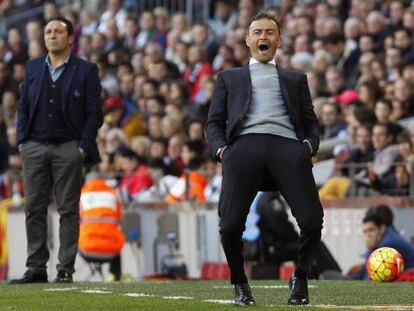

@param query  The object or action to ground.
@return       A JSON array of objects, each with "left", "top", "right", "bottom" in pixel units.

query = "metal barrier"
[
  {"left": 326, "top": 161, "right": 414, "bottom": 198},
  {"left": 318, "top": 116, "right": 414, "bottom": 154}
]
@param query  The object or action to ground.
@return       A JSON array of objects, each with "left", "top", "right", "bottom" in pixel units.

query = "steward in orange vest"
[
  {"left": 167, "top": 140, "right": 207, "bottom": 203},
  {"left": 78, "top": 176, "right": 125, "bottom": 279}
]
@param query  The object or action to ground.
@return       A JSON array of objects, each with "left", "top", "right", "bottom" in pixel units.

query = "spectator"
[
  {"left": 367, "top": 123, "right": 401, "bottom": 193},
  {"left": 103, "top": 96, "right": 146, "bottom": 140},
  {"left": 0, "top": 61, "right": 18, "bottom": 98},
  {"left": 102, "top": 18, "right": 123, "bottom": 53},
  {"left": 393, "top": 27, "right": 414, "bottom": 63},
  {"left": 130, "top": 135, "right": 151, "bottom": 160},
  {"left": 191, "top": 23, "right": 218, "bottom": 64},
  {"left": 351, "top": 212, "right": 414, "bottom": 280},
  {"left": 319, "top": 124, "right": 374, "bottom": 199},
  {"left": 325, "top": 66, "right": 345, "bottom": 96},
  {"left": 153, "top": 7, "right": 169, "bottom": 49},
  {"left": 0, "top": 112, "right": 9, "bottom": 174},
  {"left": 118, "top": 148, "right": 153, "bottom": 202},
  {"left": 164, "top": 134, "right": 184, "bottom": 176},
  {"left": 167, "top": 139, "right": 207, "bottom": 203},
  {"left": 374, "top": 99, "right": 404, "bottom": 141},
  {"left": 320, "top": 102, "right": 347, "bottom": 140},
  {"left": 80, "top": 10, "right": 99, "bottom": 36},
  {"left": 98, "top": 0, "right": 127, "bottom": 35},
  {"left": 208, "top": 0, "right": 237, "bottom": 41},
  {"left": 184, "top": 46, "right": 213, "bottom": 103},
  {"left": 136, "top": 11, "right": 157, "bottom": 50}
]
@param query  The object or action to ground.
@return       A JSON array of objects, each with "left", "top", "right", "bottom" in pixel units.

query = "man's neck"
[{"left": 48, "top": 49, "right": 70, "bottom": 68}]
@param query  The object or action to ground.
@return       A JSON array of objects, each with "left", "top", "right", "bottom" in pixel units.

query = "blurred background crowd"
[{"left": 2, "top": 0, "right": 414, "bottom": 206}]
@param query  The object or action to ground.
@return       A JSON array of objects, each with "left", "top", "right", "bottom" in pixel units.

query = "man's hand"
[{"left": 78, "top": 147, "right": 87, "bottom": 161}]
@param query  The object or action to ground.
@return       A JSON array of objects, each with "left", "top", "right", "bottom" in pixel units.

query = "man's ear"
[
  {"left": 276, "top": 36, "right": 281, "bottom": 48},
  {"left": 245, "top": 34, "right": 250, "bottom": 47},
  {"left": 69, "top": 35, "right": 74, "bottom": 46}
]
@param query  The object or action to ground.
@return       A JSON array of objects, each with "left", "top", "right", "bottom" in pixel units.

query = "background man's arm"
[
  {"left": 78, "top": 64, "right": 103, "bottom": 152},
  {"left": 206, "top": 73, "right": 228, "bottom": 161},
  {"left": 16, "top": 63, "right": 31, "bottom": 148},
  {"left": 299, "top": 74, "right": 320, "bottom": 156}
]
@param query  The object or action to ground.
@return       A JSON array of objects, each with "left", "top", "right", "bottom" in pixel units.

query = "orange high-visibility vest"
[
  {"left": 167, "top": 171, "right": 208, "bottom": 203},
  {"left": 78, "top": 178, "right": 125, "bottom": 259}
]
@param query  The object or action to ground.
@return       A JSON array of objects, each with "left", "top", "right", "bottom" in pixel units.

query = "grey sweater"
[{"left": 239, "top": 62, "right": 298, "bottom": 140}]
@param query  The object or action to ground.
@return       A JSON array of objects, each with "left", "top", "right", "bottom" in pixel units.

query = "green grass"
[{"left": 0, "top": 280, "right": 413, "bottom": 310}]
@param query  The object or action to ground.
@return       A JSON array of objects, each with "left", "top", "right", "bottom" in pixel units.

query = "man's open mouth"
[{"left": 258, "top": 44, "right": 269, "bottom": 51}]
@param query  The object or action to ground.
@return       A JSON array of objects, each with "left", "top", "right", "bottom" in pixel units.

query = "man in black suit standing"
[
  {"left": 206, "top": 12, "right": 323, "bottom": 306},
  {"left": 11, "top": 17, "right": 103, "bottom": 284}
]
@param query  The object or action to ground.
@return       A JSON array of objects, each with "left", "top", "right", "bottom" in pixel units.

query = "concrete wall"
[{"left": 6, "top": 204, "right": 414, "bottom": 281}]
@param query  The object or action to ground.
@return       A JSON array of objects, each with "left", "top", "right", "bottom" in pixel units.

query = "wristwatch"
[{"left": 216, "top": 145, "right": 227, "bottom": 161}]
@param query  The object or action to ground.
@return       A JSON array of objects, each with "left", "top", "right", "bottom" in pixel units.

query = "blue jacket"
[
  {"left": 17, "top": 55, "right": 103, "bottom": 164},
  {"left": 358, "top": 227, "right": 414, "bottom": 280}
]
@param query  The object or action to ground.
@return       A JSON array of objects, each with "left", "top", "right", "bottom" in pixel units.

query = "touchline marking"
[
  {"left": 213, "top": 285, "right": 318, "bottom": 289},
  {"left": 314, "top": 305, "right": 414, "bottom": 310},
  {"left": 44, "top": 287, "right": 78, "bottom": 291},
  {"left": 203, "top": 299, "right": 234, "bottom": 304},
  {"left": 81, "top": 289, "right": 112, "bottom": 294},
  {"left": 124, "top": 293, "right": 156, "bottom": 297},
  {"left": 163, "top": 296, "right": 194, "bottom": 300}
]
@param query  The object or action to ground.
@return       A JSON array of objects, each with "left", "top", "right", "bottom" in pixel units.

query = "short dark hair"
[
  {"left": 323, "top": 33, "right": 345, "bottom": 45},
  {"left": 118, "top": 148, "right": 140, "bottom": 162},
  {"left": 247, "top": 11, "right": 281, "bottom": 35},
  {"left": 45, "top": 17, "right": 74, "bottom": 36},
  {"left": 366, "top": 204, "right": 394, "bottom": 227},
  {"left": 373, "top": 122, "right": 393, "bottom": 136},
  {"left": 362, "top": 214, "right": 384, "bottom": 227}
]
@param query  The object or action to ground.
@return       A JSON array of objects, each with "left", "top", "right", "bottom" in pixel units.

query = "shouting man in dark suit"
[
  {"left": 11, "top": 17, "right": 103, "bottom": 284},
  {"left": 206, "top": 12, "right": 323, "bottom": 306}
]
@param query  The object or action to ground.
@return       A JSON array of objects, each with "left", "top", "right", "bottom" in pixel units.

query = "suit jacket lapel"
[
  {"left": 62, "top": 56, "right": 77, "bottom": 111},
  {"left": 277, "top": 66, "right": 293, "bottom": 109},
  {"left": 241, "top": 64, "right": 252, "bottom": 104},
  {"left": 32, "top": 57, "right": 46, "bottom": 112},
  {"left": 277, "top": 65, "right": 300, "bottom": 127}
]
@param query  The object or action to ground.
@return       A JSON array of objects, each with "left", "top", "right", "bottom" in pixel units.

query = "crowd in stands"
[{"left": 3, "top": 0, "right": 414, "bottom": 205}]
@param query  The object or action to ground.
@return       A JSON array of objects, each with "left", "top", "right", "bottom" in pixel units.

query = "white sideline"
[
  {"left": 213, "top": 285, "right": 318, "bottom": 289},
  {"left": 44, "top": 287, "right": 78, "bottom": 292},
  {"left": 81, "top": 289, "right": 112, "bottom": 294}
]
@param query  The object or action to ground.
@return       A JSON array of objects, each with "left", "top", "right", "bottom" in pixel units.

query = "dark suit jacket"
[
  {"left": 17, "top": 55, "right": 103, "bottom": 164},
  {"left": 206, "top": 64, "right": 320, "bottom": 190}
]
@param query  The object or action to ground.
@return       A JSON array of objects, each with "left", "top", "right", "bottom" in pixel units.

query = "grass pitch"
[{"left": 0, "top": 280, "right": 413, "bottom": 311}]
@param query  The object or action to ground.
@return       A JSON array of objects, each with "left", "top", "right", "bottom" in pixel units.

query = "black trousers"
[{"left": 219, "top": 134, "right": 324, "bottom": 284}]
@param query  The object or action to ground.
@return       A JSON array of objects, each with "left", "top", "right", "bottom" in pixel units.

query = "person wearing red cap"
[
  {"left": 335, "top": 89, "right": 359, "bottom": 105},
  {"left": 104, "top": 95, "right": 146, "bottom": 140}
]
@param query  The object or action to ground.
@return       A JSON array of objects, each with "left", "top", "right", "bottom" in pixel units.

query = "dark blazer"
[
  {"left": 206, "top": 64, "right": 320, "bottom": 190},
  {"left": 17, "top": 55, "right": 103, "bottom": 164}
]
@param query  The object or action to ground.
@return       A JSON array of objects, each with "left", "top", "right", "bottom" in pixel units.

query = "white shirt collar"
[{"left": 249, "top": 58, "right": 276, "bottom": 66}]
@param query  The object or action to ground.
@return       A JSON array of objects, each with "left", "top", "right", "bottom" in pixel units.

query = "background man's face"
[
  {"left": 363, "top": 221, "right": 385, "bottom": 250},
  {"left": 44, "top": 20, "right": 73, "bottom": 54},
  {"left": 246, "top": 18, "right": 280, "bottom": 63}
]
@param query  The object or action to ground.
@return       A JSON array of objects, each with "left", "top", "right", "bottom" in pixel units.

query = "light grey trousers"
[{"left": 21, "top": 140, "right": 83, "bottom": 274}]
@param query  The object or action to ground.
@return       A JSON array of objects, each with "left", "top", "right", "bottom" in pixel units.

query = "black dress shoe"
[
  {"left": 234, "top": 283, "right": 255, "bottom": 306},
  {"left": 54, "top": 270, "right": 73, "bottom": 283},
  {"left": 288, "top": 275, "right": 309, "bottom": 305},
  {"left": 9, "top": 270, "right": 48, "bottom": 284}
]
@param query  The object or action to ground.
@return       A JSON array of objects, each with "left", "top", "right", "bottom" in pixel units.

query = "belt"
[{"left": 29, "top": 138, "right": 73, "bottom": 146}]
